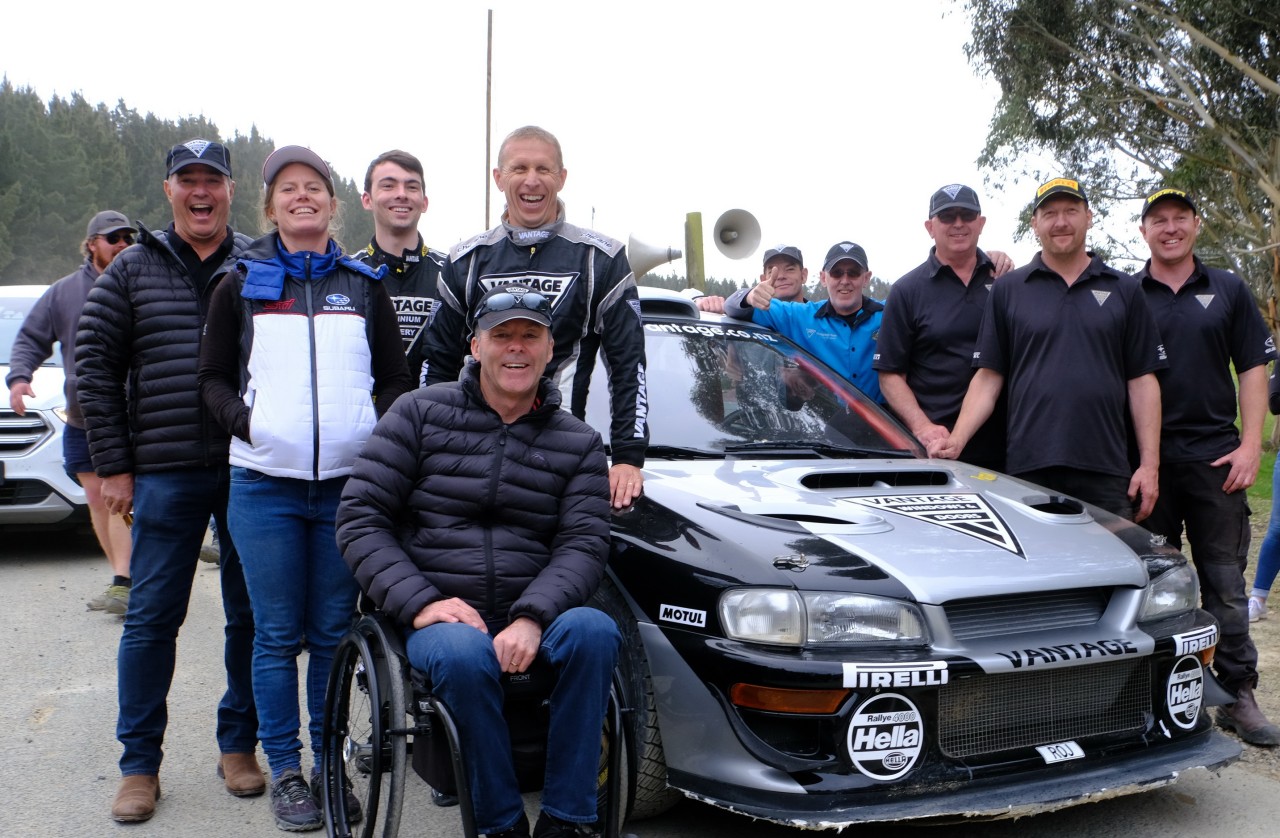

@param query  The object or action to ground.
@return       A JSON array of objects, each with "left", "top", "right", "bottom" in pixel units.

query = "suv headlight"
[
  {"left": 719, "top": 588, "right": 928, "bottom": 647},
  {"left": 1140, "top": 563, "right": 1199, "bottom": 621}
]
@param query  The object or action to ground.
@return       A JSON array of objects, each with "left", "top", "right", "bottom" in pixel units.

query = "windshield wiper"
[
  {"left": 631, "top": 444, "right": 723, "bottom": 460},
  {"left": 723, "top": 441, "right": 914, "bottom": 459}
]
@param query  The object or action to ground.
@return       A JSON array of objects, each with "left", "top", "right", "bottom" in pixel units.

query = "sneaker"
[
  {"left": 431, "top": 786, "right": 460, "bottom": 807},
  {"left": 88, "top": 584, "right": 130, "bottom": 614},
  {"left": 270, "top": 769, "right": 322, "bottom": 832},
  {"left": 532, "top": 811, "right": 600, "bottom": 838},
  {"left": 1249, "top": 596, "right": 1268, "bottom": 623},
  {"left": 488, "top": 812, "right": 531, "bottom": 838},
  {"left": 310, "top": 768, "right": 362, "bottom": 824},
  {"left": 199, "top": 543, "right": 222, "bottom": 565}
]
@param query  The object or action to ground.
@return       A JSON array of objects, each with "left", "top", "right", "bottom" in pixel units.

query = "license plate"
[{"left": 1036, "top": 741, "right": 1084, "bottom": 764}]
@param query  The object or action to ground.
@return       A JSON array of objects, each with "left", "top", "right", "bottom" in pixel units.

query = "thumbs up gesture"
[{"left": 748, "top": 267, "right": 778, "bottom": 311}]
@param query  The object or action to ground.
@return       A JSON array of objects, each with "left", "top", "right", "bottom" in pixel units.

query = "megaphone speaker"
[
  {"left": 628, "top": 236, "right": 683, "bottom": 278},
  {"left": 712, "top": 209, "right": 761, "bottom": 260}
]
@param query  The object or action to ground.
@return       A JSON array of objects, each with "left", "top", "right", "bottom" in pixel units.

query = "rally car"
[{"left": 582, "top": 288, "right": 1240, "bottom": 827}]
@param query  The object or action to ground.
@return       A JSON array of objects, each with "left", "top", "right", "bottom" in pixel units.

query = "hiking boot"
[
  {"left": 270, "top": 769, "right": 322, "bottom": 832},
  {"left": 532, "top": 811, "right": 600, "bottom": 838},
  {"left": 219, "top": 752, "right": 266, "bottom": 797},
  {"left": 488, "top": 811, "right": 531, "bottom": 838},
  {"left": 1215, "top": 685, "right": 1280, "bottom": 747},
  {"left": 431, "top": 786, "right": 459, "bottom": 807},
  {"left": 1249, "top": 596, "right": 1268, "bottom": 623},
  {"left": 311, "top": 767, "right": 362, "bottom": 824},
  {"left": 87, "top": 584, "right": 130, "bottom": 613},
  {"left": 111, "top": 774, "right": 159, "bottom": 822}
]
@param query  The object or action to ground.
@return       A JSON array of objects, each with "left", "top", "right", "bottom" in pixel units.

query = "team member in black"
[
  {"left": 875, "top": 184, "right": 1008, "bottom": 471},
  {"left": 932, "top": 178, "right": 1166, "bottom": 521},
  {"left": 354, "top": 149, "right": 445, "bottom": 386},
  {"left": 1135, "top": 187, "right": 1279, "bottom": 746},
  {"left": 424, "top": 125, "right": 648, "bottom": 510}
]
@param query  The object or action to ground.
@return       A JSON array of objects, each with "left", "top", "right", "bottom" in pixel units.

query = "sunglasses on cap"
[
  {"left": 471, "top": 289, "right": 552, "bottom": 323},
  {"left": 935, "top": 209, "right": 980, "bottom": 225},
  {"left": 102, "top": 231, "right": 135, "bottom": 246}
]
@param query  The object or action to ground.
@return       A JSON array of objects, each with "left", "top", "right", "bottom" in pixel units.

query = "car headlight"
[
  {"left": 1139, "top": 563, "right": 1199, "bottom": 621},
  {"left": 719, "top": 588, "right": 929, "bottom": 647}
]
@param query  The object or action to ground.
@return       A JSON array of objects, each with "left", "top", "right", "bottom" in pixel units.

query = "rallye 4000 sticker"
[
  {"left": 846, "top": 494, "right": 1021, "bottom": 555},
  {"left": 846, "top": 693, "right": 924, "bottom": 781}
]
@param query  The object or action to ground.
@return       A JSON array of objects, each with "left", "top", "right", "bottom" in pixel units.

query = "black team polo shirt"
[
  {"left": 874, "top": 247, "right": 1006, "bottom": 470},
  {"left": 974, "top": 253, "right": 1166, "bottom": 478},
  {"left": 1137, "top": 257, "right": 1276, "bottom": 464}
]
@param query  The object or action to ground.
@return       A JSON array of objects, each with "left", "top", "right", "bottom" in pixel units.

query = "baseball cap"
[
  {"left": 1141, "top": 187, "right": 1198, "bottom": 219},
  {"left": 1033, "top": 177, "right": 1088, "bottom": 211},
  {"left": 166, "top": 138, "right": 232, "bottom": 178},
  {"left": 262, "top": 145, "right": 333, "bottom": 190},
  {"left": 762, "top": 244, "right": 803, "bottom": 268},
  {"left": 472, "top": 285, "right": 553, "bottom": 332},
  {"left": 929, "top": 184, "right": 982, "bottom": 217},
  {"left": 823, "top": 241, "right": 869, "bottom": 273},
  {"left": 86, "top": 210, "right": 136, "bottom": 239}
]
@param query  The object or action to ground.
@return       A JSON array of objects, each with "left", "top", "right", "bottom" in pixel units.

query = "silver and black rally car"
[{"left": 583, "top": 289, "right": 1240, "bottom": 827}]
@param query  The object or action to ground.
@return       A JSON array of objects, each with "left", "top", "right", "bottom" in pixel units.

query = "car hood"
[
  {"left": 0, "top": 365, "right": 67, "bottom": 411},
  {"left": 641, "top": 457, "right": 1150, "bottom": 604}
]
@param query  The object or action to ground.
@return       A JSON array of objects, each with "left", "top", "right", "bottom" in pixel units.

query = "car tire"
[{"left": 592, "top": 576, "right": 683, "bottom": 820}]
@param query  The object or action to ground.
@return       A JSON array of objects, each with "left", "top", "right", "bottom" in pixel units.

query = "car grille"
[
  {"left": 0, "top": 408, "right": 52, "bottom": 455},
  {"left": 937, "top": 658, "right": 1151, "bottom": 758},
  {"left": 943, "top": 588, "right": 1109, "bottom": 640}
]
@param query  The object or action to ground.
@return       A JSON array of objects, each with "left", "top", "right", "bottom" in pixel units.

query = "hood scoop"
[{"left": 799, "top": 470, "right": 951, "bottom": 490}]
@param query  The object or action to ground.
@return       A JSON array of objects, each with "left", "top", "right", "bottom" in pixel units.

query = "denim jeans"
[
  {"left": 118, "top": 467, "right": 257, "bottom": 775},
  {"left": 406, "top": 607, "right": 621, "bottom": 833},
  {"left": 1252, "top": 463, "right": 1280, "bottom": 596},
  {"left": 229, "top": 468, "right": 360, "bottom": 778}
]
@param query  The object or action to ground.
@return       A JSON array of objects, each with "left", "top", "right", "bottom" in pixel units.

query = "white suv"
[{"left": 0, "top": 285, "right": 88, "bottom": 529}]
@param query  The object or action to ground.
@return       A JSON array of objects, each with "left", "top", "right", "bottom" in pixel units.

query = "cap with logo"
[
  {"left": 1141, "top": 187, "right": 1198, "bottom": 220},
  {"left": 166, "top": 138, "right": 232, "bottom": 178},
  {"left": 929, "top": 184, "right": 982, "bottom": 217},
  {"left": 823, "top": 241, "right": 869, "bottom": 273},
  {"left": 86, "top": 210, "right": 137, "bottom": 239},
  {"left": 1033, "top": 177, "right": 1088, "bottom": 211},
  {"left": 762, "top": 244, "right": 803, "bottom": 268},
  {"left": 472, "top": 285, "right": 553, "bottom": 332},
  {"left": 262, "top": 145, "right": 334, "bottom": 191}
]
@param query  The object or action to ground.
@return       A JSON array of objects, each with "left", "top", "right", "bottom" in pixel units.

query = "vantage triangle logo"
[
  {"left": 479, "top": 272, "right": 578, "bottom": 310},
  {"left": 847, "top": 494, "right": 1023, "bottom": 554}
]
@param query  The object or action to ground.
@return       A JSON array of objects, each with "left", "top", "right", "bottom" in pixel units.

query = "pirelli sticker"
[
  {"left": 1172, "top": 624, "right": 1217, "bottom": 657},
  {"left": 848, "top": 494, "right": 1022, "bottom": 555}
]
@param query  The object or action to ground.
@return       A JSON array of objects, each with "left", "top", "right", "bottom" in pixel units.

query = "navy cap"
[
  {"left": 262, "top": 145, "right": 333, "bottom": 190},
  {"left": 762, "top": 244, "right": 803, "bottom": 268},
  {"left": 1141, "top": 187, "right": 1198, "bottom": 220},
  {"left": 86, "top": 210, "right": 136, "bottom": 238},
  {"left": 1033, "top": 177, "right": 1088, "bottom": 211},
  {"left": 166, "top": 138, "right": 232, "bottom": 178},
  {"left": 929, "top": 184, "right": 982, "bottom": 217},
  {"left": 823, "top": 241, "right": 869, "bottom": 273}
]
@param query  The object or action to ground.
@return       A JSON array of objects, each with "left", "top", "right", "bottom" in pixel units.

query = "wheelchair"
[{"left": 319, "top": 611, "right": 630, "bottom": 838}]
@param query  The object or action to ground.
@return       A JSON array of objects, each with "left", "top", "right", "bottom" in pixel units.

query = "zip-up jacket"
[
  {"left": 336, "top": 363, "right": 610, "bottom": 632},
  {"left": 423, "top": 215, "right": 649, "bottom": 468},
  {"left": 76, "top": 225, "right": 250, "bottom": 476},
  {"left": 6, "top": 258, "right": 101, "bottom": 428},
  {"left": 353, "top": 236, "right": 444, "bottom": 386},
  {"left": 198, "top": 233, "right": 412, "bottom": 481}
]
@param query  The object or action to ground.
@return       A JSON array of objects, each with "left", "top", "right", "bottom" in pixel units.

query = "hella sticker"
[
  {"left": 659, "top": 604, "right": 706, "bottom": 628},
  {"left": 1035, "top": 741, "right": 1084, "bottom": 764},
  {"left": 1167, "top": 655, "right": 1204, "bottom": 730},
  {"left": 325, "top": 293, "right": 352, "bottom": 306},
  {"left": 844, "top": 661, "right": 948, "bottom": 689},
  {"left": 847, "top": 494, "right": 1022, "bottom": 555},
  {"left": 1172, "top": 625, "right": 1217, "bottom": 657},
  {"left": 846, "top": 692, "right": 923, "bottom": 781}
]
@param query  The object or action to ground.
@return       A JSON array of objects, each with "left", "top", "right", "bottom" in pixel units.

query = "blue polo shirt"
[
  {"left": 1137, "top": 257, "right": 1275, "bottom": 464},
  {"left": 974, "top": 253, "right": 1166, "bottom": 477},
  {"left": 743, "top": 297, "right": 885, "bottom": 403}
]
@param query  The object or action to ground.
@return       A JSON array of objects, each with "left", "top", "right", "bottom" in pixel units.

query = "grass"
[{"left": 1248, "top": 405, "right": 1275, "bottom": 505}]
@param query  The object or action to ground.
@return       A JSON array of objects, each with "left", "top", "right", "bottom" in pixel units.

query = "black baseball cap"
[
  {"left": 166, "top": 138, "right": 232, "bottom": 178},
  {"left": 1141, "top": 187, "right": 1198, "bottom": 220},
  {"left": 473, "top": 285, "right": 553, "bottom": 332},
  {"left": 86, "top": 210, "right": 136, "bottom": 239},
  {"left": 763, "top": 245, "right": 803, "bottom": 268},
  {"left": 822, "top": 242, "right": 869, "bottom": 272},
  {"left": 929, "top": 184, "right": 982, "bottom": 217},
  {"left": 1033, "top": 177, "right": 1088, "bottom": 211},
  {"left": 263, "top": 145, "right": 333, "bottom": 190}
]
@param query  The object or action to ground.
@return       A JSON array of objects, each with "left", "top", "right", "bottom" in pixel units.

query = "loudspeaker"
[
  {"left": 628, "top": 236, "right": 683, "bottom": 278},
  {"left": 712, "top": 209, "right": 760, "bottom": 260}
]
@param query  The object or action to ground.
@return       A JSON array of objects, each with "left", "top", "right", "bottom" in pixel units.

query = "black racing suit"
[{"left": 354, "top": 235, "right": 444, "bottom": 386}]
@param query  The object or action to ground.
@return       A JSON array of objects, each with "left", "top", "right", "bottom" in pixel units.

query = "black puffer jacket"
[
  {"left": 336, "top": 365, "right": 610, "bottom": 632},
  {"left": 76, "top": 225, "right": 251, "bottom": 476}
]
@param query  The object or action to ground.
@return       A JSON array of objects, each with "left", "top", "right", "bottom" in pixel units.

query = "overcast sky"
[{"left": 4, "top": 0, "right": 1051, "bottom": 286}]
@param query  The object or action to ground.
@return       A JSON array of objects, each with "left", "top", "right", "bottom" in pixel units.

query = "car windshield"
[{"left": 586, "top": 317, "right": 922, "bottom": 458}]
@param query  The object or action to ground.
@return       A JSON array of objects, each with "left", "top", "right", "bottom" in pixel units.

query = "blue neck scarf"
[{"left": 240, "top": 235, "right": 384, "bottom": 300}]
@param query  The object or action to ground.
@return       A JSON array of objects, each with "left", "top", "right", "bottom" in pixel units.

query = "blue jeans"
[
  {"left": 1252, "top": 463, "right": 1280, "bottom": 596},
  {"left": 118, "top": 467, "right": 257, "bottom": 775},
  {"left": 229, "top": 468, "right": 360, "bottom": 778},
  {"left": 406, "top": 608, "right": 621, "bottom": 833}
]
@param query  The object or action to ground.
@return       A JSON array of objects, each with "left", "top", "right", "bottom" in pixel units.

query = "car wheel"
[{"left": 592, "top": 577, "right": 683, "bottom": 820}]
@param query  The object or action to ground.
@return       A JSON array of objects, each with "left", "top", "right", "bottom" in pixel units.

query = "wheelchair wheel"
[{"left": 321, "top": 620, "right": 407, "bottom": 838}]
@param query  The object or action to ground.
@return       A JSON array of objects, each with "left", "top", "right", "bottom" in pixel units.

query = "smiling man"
[
  {"left": 932, "top": 178, "right": 1166, "bottom": 522},
  {"left": 1135, "top": 187, "right": 1279, "bottom": 746},
  {"left": 424, "top": 126, "right": 648, "bottom": 509}
]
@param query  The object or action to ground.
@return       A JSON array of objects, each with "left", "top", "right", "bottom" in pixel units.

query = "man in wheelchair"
[{"left": 337, "top": 285, "right": 621, "bottom": 838}]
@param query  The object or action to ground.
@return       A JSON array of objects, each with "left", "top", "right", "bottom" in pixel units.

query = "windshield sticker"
[
  {"left": 847, "top": 494, "right": 1022, "bottom": 555},
  {"left": 646, "top": 322, "right": 779, "bottom": 341},
  {"left": 846, "top": 692, "right": 923, "bottom": 782},
  {"left": 1167, "top": 655, "right": 1203, "bottom": 731},
  {"left": 843, "top": 661, "right": 948, "bottom": 689},
  {"left": 659, "top": 604, "right": 706, "bottom": 628},
  {"left": 1172, "top": 625, "right": 1217, "bottom": 657}
]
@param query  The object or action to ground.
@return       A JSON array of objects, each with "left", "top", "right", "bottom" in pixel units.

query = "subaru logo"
[{"left": 326, "top": 294, "right": 351, "bottom": 306}]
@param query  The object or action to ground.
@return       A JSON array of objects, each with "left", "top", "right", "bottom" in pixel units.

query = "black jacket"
[
  {"left": 353, "top": 236, "right": 444, "bottom": 386},
  {"left": 76, "top": 225, "right": 250, "bottom": 476},
  {"left": 336, "top": 365, "right": 610, "bottom": 632}
]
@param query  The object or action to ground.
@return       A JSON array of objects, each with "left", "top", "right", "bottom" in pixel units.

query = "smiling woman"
[{"left": 197, "top": 145, "right": 413, "bottom": 833}]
